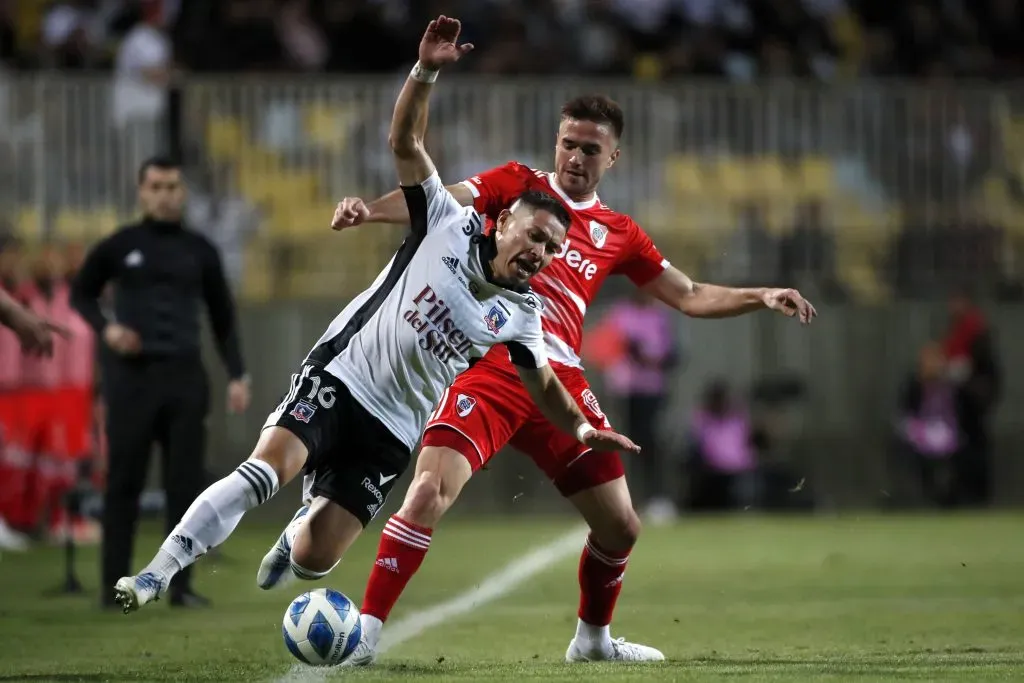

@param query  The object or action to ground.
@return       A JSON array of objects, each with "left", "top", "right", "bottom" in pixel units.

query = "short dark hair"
[
  {"left": 138, "top": 155, "right": 182, "bottom": 184},
  {"left": 560, "top": 94, "right": 624, "bottom": 140},
  {"left": 513, "top": 190, "right": 572, "bottom": 231}
]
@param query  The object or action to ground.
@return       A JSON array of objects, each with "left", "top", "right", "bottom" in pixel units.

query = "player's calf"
[
  {"left": 288, "top": 496, "right": 364, "bottom": 580},
  {"left": 121, "top": 428, "right": 307, "bottom": 613},
  {"left": 358, "top": 440, "right": 475, "bottom": 655}
]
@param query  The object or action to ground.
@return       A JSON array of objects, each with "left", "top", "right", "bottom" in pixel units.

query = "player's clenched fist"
[{"left": 331, "top": 197, "right": 370, "bottom": 231}]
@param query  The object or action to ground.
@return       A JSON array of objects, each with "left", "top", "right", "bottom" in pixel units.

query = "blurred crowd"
[
  {"left": 1, "top": 0, "right": 1022, "bottom": 79},
  {"left": 0, "top": 239, "right": 102, "bottom": 551},
  {"left": 588, "top": 288, "right": 1002, "bottom": 517}
]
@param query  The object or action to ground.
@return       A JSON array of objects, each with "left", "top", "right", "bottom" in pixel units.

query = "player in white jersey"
[{"left": 111, "top": 15, "right": 639, "bottom": 614}]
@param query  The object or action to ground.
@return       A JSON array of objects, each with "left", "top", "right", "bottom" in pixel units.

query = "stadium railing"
[{"left": 2, "top": 75, "right": 1021, "bottom": 303}]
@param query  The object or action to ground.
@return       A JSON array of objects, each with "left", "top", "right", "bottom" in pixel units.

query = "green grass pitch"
[{"left": 0, "top": 513, "right": 1021, "bottom": 681}]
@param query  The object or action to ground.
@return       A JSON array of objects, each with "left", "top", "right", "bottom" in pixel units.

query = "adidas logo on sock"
[
  {"left": 375, "top": 557, "right": 399, "bottom": 573},
  {"left": 604, "top": 572, "right": 624, "bottom": 589},
  {"left": 171, "top": 534, "right": 194, "bottom": 555}
]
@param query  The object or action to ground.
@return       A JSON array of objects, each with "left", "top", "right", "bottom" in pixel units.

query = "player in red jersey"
[
  {"left": 276, "top": 89, "right": 815, "bottom": 663},
  {"left": 0, "top": 242, "right": 70, "bottom": 540},
  {"left": 47, "top": 243, "right": 99, "bottom": 542}
]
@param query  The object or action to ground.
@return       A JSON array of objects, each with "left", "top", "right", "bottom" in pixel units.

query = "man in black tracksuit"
[{"left": 72, "top": 156, "right": 251, "bottom": 608}]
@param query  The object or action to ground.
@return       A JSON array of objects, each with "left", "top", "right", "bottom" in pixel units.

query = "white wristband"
[
  {"left": 576, "top": 422, "right": 596, "bottom": 442},
  {"left": 410, "top": 61, "right": 439, "bottom": 83}
]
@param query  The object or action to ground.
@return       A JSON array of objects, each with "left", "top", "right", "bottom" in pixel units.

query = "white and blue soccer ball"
[{"left": 282, "top": 588, "right": 362, "bottom": 666}]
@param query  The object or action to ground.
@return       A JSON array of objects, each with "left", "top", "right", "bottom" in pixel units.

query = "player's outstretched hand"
[
  {"left": 419, "top": 15, "right": 474, "bottom": 70},
  {"left": 11, "top": 310, "right": 71, "bottom": 357},
  {"left": 331, "top": 197, "right": 370, "bottom": 231},
  {"left": 583, "top": 429, "right": 641, "bottom": 454},
  {"left": 762, "top": 288, "right": 817, "bottom": 325}
]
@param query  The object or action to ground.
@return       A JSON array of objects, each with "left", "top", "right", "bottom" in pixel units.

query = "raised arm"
[
  {"left": 643, "top": 265, "right": 817, "bottom": 323},
  {"left": 389, "top": 16, "right": 473, "bottom": 188}
]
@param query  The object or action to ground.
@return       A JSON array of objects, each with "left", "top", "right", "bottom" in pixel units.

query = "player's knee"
[
  {"left": 399, "top": 471, "right": 450, "bottom": 527},
  {"left": 289, "top": 541, "right": 340, "bottom": 576},
  {"left": 593, "top": 508, "right": 642, "bottom": 552},
  {"left": 250, "top": 427, "right": 307, "bottom": 484}
]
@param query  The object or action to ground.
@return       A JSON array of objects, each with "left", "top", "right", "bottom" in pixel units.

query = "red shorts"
[
  {"left": 422, "top": 355, "right": 624, "bottom": 497},
  {"left": 20, "top": 388, "right": 62, "bottom": 456},
  {"left": 0, "top": 390, "right": 22, "bottom": 447},
  {"left": 56, "top": 386, "right": 93, "bottom": 459}
]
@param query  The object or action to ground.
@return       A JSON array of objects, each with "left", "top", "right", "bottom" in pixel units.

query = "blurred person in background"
[
  {"left": 72, "top": 155, "right": 250, "bottom": 609},
  {"left": 943, "top": 290, "right": 1000, "bottom": 507},
  {"left": 113, "top": 0, "right": 176, "bottom": 184},
  {"left": 7, "top": 245, "right": 69, "bottom": 538},
  {"left": 40, "top": 0, "right": 106, "bottom": 69},
  {"left": 587, "top": 289, "right": 680, "bottom": 521},
  {"left": 891, "top": 342, "right": 959, "bottom": 508},
  {"left": 49, "top": 242, "right": 100, "bottom": 543},
  {"left": 684, "top": 379, "right": 761, "bottom": 511},
  {"left": 185, "top": 163, "right": 262, "bottom": 290},
  {"left": 0, "top": 241, "right": 30, "bottom": 550}
]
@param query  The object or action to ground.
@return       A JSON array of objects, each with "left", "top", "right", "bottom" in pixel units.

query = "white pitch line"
[{"left": 274, "top": 524, "right": 587, "bottom": 682}]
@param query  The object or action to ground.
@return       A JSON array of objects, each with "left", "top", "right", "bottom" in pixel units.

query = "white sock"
[
  {"left": 575, "top": 619, "right": 613, "bottom": 654},
  {"left": 289, "top": 557, "right": 340, "bottom": 581},
  {"left": 144, "top": 460, "right": 279, "bottom": 583},
  {"left": 360, "top": 613, "right": 384, "bottom": 648}
]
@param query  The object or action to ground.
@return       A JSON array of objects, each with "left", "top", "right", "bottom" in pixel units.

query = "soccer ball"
[{"left": 282, "top": 588, "right": 362, "bottom": 666}]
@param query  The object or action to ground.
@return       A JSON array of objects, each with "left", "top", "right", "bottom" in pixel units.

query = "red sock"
[
  {"left": 361, "top": 515, "right": 432, "bottom": 622},
  {"left": 578, "top": 534, "right": 631, "bottom": 627}
]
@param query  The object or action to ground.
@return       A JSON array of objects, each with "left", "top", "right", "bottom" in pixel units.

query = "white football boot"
[
  {"left": 565, "top": 636, "right": 665, "bottom": 662},
  {"left": 113, "top": 572, "right": 167, "bottom": 614},
  {"left": 339, "top": 613, "right": 382, "bottom": 667},
  {"left": 256, "top": 505, "right": 309, "bottom": 589}
]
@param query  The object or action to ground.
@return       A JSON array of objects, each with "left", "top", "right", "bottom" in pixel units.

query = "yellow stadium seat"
[
  {"left": 747, "top": 157, "right": 789, "bottom": 198},
  {"left": 796, "top": 157, "right": 836, "bottom": 199},
  {"left": 53, "top": 210, "right": 93, "bottom": 241},
  {"left": 90, "top": 206, "right": 120, "bottom": 238},
  {"left": 303, "top": 104, "right": 358, "bottom": 152},
  {"left": 664, "top": 157, "right": 706, "bottom": 196},
  {"left": 236, "top": 147, "right": 282, "bottom": 175},
  {"left": 16, "top": 207, "right": 42, "bottom": 240},
  {"left": 241, "top": 240, "right": 273, "bottom": 302},
  {"left": 240, "top": 171, "right": 319, "bottom": 217},
  {"left": 763, "top": 201, "right": 796, "bottom": 237},
  {"left": 711, "top": 160, "right": 750, "bottom": 199},
  {"left": 206, "top": 117, "right": 246, "bottom": 161},
  {"left": 268, "top": 202, "right": 338, "bottom": 237}
]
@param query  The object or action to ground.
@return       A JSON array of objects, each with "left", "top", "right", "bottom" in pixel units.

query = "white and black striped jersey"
[{"left": 305, "top": 172, "right": 548, "bottom": 449}]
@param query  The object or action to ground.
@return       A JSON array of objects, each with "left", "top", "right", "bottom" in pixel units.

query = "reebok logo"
[
  {"left": 376, "top": 557, "right": 399, "bottom": 573},
  {"left": 171, "top": 534, "right": 193, "bottom": 556},
  {"left": 442, "top": 256, "right": 459, "bottom": 274},
  {"left": 362, "top": 477, "right": 384, "bottom": 505}
]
